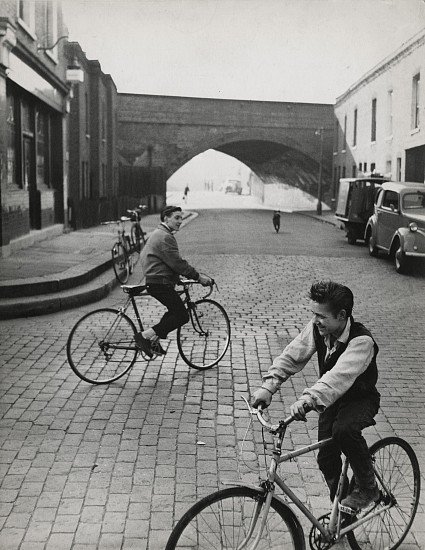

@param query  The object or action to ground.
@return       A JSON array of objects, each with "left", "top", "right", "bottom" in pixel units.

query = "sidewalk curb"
[
  {"left": 0, "top": 210, "right": 198, "bottom": 319},
  {"left": 0, "top": 270, "right": 120, "bottom": 319}
]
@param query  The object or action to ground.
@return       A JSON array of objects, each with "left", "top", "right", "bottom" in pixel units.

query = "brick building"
[
  {"left": 334, "top": 29, "right": 425, "bottom": 189},
  {"left": 64, "top": 42, "right": 119, "bottom": 230},
  {"left": 0, "top": 0, "right": 70, "bottom": 255}
]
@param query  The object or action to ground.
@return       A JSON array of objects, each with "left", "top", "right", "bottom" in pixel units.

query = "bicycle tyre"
[
  {"left": 112, "top": 241, "right": 129, "bottom": 284},
  {"left": 177, "top": 298, "right": 230, "bottom": 370},
  {"left": 165, "top": 486, "right": 305, "bottom": 549},
  {"left": 131, "top": 224, "right": 146, "bottom": 253},
  {"left": 346, "top": 436, "right": 420, "bottom": 550},
  {"left": 67, "top": 308, "right": 138, "bottom": 384}
]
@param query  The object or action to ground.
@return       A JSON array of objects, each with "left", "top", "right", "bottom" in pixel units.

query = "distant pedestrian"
[
  {"left": 272, "top": 210, "right": 281, "bottom": 233},
  {"left": 183, "top": 185, "right": 190, "bottom": 203}
]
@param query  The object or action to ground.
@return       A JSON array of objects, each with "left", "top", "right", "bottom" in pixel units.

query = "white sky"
[{"left": 62, "top": 0, "right": 425, "bottom": 104}]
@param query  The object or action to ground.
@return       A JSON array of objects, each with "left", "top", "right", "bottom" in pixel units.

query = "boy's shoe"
[
  {"left": 134, "top": 333, "right": 153, "bottom": 358},
  {"left": 341, "top": 485, "right": 380, "bottom": 510},
  {"left": 151, "top": 341, "right": 167, "bottom": 356}
]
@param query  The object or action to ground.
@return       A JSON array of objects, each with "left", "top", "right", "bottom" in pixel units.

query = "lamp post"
[{"left": 315, "top": 127, "right": 324, "bottom": 216}]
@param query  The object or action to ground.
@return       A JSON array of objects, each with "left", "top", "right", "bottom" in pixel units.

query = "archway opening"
[{"left": 167, "top": 148, "right": 324, "bottom": 210}]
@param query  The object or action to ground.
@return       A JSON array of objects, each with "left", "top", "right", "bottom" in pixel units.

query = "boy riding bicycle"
[
  {"left": 252, "top": 280, "right": 380, "bottom": 510},
  {"left": 137, "top": 205, "right": 212, "bottom": 358}
]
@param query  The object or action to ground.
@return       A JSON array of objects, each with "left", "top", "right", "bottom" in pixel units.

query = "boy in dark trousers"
[{"left": 252, "top": 280, "right": 380, "bottom": 510}]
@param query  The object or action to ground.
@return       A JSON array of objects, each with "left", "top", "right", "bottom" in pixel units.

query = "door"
[
  {"left": 376, "top": 190, "right": 400, "bottom": 249},
  {"left": 24, "top": 136, "right": 40, "bottom": 230}
]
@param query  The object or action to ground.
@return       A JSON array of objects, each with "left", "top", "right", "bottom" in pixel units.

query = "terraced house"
[{"left": 333, "top": 29, "right": 425, "bottom": 186}]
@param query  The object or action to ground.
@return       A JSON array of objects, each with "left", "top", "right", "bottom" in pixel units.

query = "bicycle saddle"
[{"left": 121, "top": 284, "right": 147, "bottom": 295}]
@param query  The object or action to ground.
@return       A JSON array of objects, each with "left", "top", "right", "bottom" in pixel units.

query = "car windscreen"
[{"left": 402, "top": 191, "right": 425, "bottom": 210}]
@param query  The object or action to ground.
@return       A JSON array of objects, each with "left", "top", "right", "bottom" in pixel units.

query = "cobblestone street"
[{"left": 1, "top": 209, "right": 424, "bottom": 549}]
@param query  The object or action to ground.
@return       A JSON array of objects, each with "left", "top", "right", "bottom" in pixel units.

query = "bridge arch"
[{"left": 117, "top": 94, "right": 334, "bottom": 202}]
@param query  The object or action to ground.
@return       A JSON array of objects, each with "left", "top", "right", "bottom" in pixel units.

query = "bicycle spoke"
[
  {"left": 177, "top": 299, "right": 230, "bottom": 370},
  {"left": 166, "top": 487, "right": 301, "bottom": 549},
  {"left": 67, "top": 309, "right": 138, "bottom": 384},
  {"left": 347, "top": 437, "right": 420, "bottom": 550}
]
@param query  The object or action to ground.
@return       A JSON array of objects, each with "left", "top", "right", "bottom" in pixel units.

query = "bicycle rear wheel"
[
  {"left": 112, "top": 242, "right": 130, "bottom": 284},
  {"left": 346, "top": 437, "right": 420, "bottom": 550},
  {"left": 165, "top": 486, "right": 305, "bottom": 549},
  {"left": 177, "top": 298, "right": 230, "bottom": 370},
  {"left": 67, "top": 308, "right": 138, "bottom": 384}
]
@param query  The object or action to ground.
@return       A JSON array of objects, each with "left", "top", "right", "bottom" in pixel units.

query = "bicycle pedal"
[{"left": 338, "top": 504, "right": 357, "bottom": 516}]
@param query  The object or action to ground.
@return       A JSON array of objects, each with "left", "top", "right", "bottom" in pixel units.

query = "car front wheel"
[
  {"left": 394, "top": 242, "right": 410, "bottom": 274},
  {"left": 368, "top": 232, "right": 379, "bottom": 257}
]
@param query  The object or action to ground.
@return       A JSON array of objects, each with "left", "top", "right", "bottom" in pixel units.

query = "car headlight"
[{"left": 409, "top": 222, "right": 418, "bottom": 232}]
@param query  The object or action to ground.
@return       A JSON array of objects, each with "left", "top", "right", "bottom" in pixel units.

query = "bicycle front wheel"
[
  {"left": 347, "top": 437, "right": 420, "bottom": 550},
  {"left": 131, "top": 224, "right": 146, "bottom": 253},
  {"left": 112, "top": 242, "right": 129, "bottom": 284},
  {"left": 177, "top": 298, "right": 230, "bottom": 370},
  {"left": 165, "top": 486, "right": 305, "bottom": 549},
  {"left": 67, "top": 309, "right": 138, "bottom": 384}
]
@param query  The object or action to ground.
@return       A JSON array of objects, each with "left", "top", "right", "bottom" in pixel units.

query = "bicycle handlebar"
[
  {"left": 101, "top": 217, "right": 131, "bottom": 226},
  {"left": 179, "top": 277, "right": 215, "bottom": 298},
  {"left": 240, "top": 395, "right": 311, "bottom": 434}
]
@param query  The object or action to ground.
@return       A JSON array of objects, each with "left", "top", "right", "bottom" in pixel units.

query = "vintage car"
[
  {"left": 365, "top": 181, "right": 425, "bottom": 273},
  {"left": 335, "top": 177, "right": 388, "bottom": 244}
]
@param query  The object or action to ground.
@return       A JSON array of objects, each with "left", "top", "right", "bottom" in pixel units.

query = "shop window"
[
  {"left": 36, "top": 109, "right": 51, "bottom": 188},
  {"left": 6, "top": 92, "right": 17, "bottom": 187}
]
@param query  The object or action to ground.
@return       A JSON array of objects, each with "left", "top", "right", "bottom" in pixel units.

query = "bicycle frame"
[
  {"left": 229, "top": 400, "right": 395, "bottom": 549},
  {"left": 118, "top": 279, "right": 215, "bottom": 341}
]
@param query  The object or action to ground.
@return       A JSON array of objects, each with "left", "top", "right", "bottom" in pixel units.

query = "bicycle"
[
  {"left": 66, "top": 278, "right": 231, "bottom": 384},
  {"left": 102, "top": 216, "right": 137, "bottom": 284},
  {"left": 165, "top": 396, "right": 420, "bottom": 549},
  {"left": 127, "top": 204, "right": 148, "bottom": 253}
]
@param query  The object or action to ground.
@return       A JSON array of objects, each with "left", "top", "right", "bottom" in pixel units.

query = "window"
[
  {"left": 385, "top": 160, "right": 392, "bottom": 179},
  {"left": 371, "top": 98, "right": 377, "bottom": 141},
  {"left": 334, "top": 120, "right": 339, "bottom": 152},
  {"left": 352, "top": 164, "right": 356, "bottom": 177},
  {"left": 18, "top": 0, "right": 35, "bottom": 34},
  {"left": 371, "top": 163, "right": 376, "bottom": 174},
  {"left": 364, "top": 162, "right": 367, "bottom": 173},
  {"left": 6, "top": 92, "right": 17, "bottom": 187},
  {"left": 396, "top": 157, "right": 402, "bottom": 181},
  {"left": 343, "top": 115, "right": 347, "bottom": 151},
  {"left": 353, "top": 108, "right": 358, "bottom": 146},
  {"left": 342, "top": 166, "right": 346, "bottom": 178},
  {"left": 359, "top": 162, "right": 362, "bottom": 173},
  {"left": 382, "top": 190, "right": 399, "bottom": 210},
  {"left": 44, "top": 1, "right": 59, "bottom": 59},
  {"left": 412, "top": 73, "right": 420, "bottom": 129},
  {"left": 387, "top": 90, "right": 393, "bottom": 136}
]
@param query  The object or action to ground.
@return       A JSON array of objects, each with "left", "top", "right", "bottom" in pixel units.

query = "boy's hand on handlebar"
[
  {"left": 198, "top": 274, "right": 213, "bottom": 287},
  {"left": 290, "top": 397, "right": 314, "bottom": 421},
  {"left": 251, "top": 388, "right": 273, "bottom": 409}
]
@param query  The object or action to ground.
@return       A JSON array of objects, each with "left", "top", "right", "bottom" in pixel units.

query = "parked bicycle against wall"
[
  {"left": 127, "top": 204, "right": 148, "bottom": 253},
  {"left": 102, "top": 217, "right": 135, "bottom": 284},
  {"left": 66, "top": 278, "right": 231, "bottom": 384},
  {"left": 165, "top": 396, "right": 420, "bottom": 550}
]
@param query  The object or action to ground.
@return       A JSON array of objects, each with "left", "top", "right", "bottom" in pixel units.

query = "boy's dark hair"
[
  {"left": 309, "top": 280, "right": 354, "bottom": 318},
  {"left": 160, "top": 205, "right": 182, "bottom": 221}
]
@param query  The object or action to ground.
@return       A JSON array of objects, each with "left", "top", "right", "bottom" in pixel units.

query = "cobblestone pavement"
[{"left": 1, "top": 210, "right": 424, "bottom": 549}]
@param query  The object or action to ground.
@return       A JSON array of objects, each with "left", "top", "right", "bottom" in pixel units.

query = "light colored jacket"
[{"left": 140, "top": 223, "right": 199, "bottom": 285}]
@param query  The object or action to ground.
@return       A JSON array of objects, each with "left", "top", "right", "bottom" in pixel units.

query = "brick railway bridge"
[{"left": 117, "top": 94, "right": 335, "bottom": 202}]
